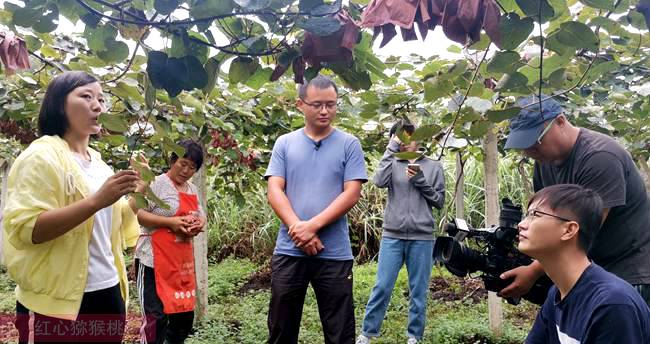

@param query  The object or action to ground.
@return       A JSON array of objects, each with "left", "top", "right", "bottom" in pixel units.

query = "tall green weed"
[{"left": 205, "top": 154, "right": 533, "bottom": 262}]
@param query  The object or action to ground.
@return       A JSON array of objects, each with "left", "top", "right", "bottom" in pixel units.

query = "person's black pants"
[
  {"left": 633, "top": 284, "right": 650, "bottom": 306},
  {"left": 15, "top": 283, "right": 125, "bottom": 344},
  {"left": 267, "top": 254, "right": 355, "bottom": 344},
  {"left": 136, "top": 260, "right": 194, "bottom": 344}
]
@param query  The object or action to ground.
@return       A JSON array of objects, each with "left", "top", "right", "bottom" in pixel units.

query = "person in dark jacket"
[{"left": 357, "top": 122, "right": 445, "bottom": 344}]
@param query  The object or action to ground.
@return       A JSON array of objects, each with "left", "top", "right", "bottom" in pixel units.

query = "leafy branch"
[
  {"left": 437, "top": 44, "right": 492, "bottom": 161},
  {"left": 75, "top": 0, "right": 301, "bottom": 57},
  {"left": 78, "top": 0, "right": 341, "bottom": 27},
  {"left": 524, "top": 0, "right": 623, "bottom": 113},
  {"left": 104, "top": 36, "right": 143, "bottom": 84}
]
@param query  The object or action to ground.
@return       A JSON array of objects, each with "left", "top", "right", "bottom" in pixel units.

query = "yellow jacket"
[{"left": 2, "top": 135, "right": 139, "bottom": 320}]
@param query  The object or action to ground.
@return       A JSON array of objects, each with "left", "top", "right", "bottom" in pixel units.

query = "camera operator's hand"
[
  {"left": 499, "top": 262, "right": 545, "bottom": 298},
  {"left": 300, "top": 236, "right": 324, "bottom": 256},
  {"left": 288, "top": 220, "right": 318, "bottom": 247}
]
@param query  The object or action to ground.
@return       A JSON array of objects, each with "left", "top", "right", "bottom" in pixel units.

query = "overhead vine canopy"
[
  {"left": 0, "top": 0, "right": 650, "bottom": 196},
  {"left": 2, "top": 0, "right": 389, "bottom": 94}
]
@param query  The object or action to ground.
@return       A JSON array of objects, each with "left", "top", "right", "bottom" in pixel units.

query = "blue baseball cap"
[{"left": 505, "top": 95, "right": 564, "bottom": 150}]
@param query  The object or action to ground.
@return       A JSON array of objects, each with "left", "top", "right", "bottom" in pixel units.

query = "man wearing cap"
[{"left": 499, "top": 94, "right": 650, "bottom": 305}]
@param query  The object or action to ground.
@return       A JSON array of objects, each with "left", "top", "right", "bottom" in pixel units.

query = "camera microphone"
[{"left": 314, "top": 141, "right": 322, "bottom": 151}]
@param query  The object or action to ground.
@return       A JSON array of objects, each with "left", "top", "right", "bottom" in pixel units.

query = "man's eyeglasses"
[
  {"left": 302, "top": 99, "right": 338, "bottom": 111},
  {"left": 524, "top": 209, "right": 573, "bottom": 222},
  {"left": 536, "top": 117, "right": 558, "bottom": 144}
]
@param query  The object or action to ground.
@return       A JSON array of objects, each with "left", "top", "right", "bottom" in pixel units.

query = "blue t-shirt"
[
  {"left": 265, "top": 128, "right": 368, "bottom": 260},
  {"left": 527, "top": 263, "right": 650, "bottom": 344}
]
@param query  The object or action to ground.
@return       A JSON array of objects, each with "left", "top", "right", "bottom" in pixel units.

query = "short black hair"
[
  {"left": 298, "top": 75, "right": 338, "bottom": 100},
  {"left": 38, "top": 71, "right": 99, "bottom": 137},
  {"left": 528, "top": 184, "right": 603, "bottom": 252},
  {"left": 389, "top": 119, "right": 415, "bottom": 137},
  {"left": 170, "top": 140, "right": 204, "bottom": 170}
]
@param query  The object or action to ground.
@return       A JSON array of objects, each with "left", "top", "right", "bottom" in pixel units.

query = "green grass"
[
  {"left": 0, "top": 266, "right": 16, "bottom": 313},
  {"left": 0, "top": 152, "right": 538, "bottom": 343},
  {"left": 0, "top": 257, "right": 536, "bottom": 343},
  {"left": 203, "top": 153, "right": 534, "bottom": 266},
  {"left": 205, "top": 189, "right": 280, "bottom": 263},
  {"left": 186, "top": 259, "right": 534, "bottom": 344}
]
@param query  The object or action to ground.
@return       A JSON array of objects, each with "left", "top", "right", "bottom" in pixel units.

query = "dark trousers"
[
  {"left": 267, "top": 254, "right": 355, "bottom": 344},
  {"left": 15, "top": 283, "right": 125, "bottom": 344},
  {"left": 633, "top": 284, "right": 650, "bottom": 306},
  {"left": 136, "top": 260, "right": 194, "bottom": 344}
]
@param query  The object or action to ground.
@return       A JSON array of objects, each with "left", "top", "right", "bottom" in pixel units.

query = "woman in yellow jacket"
[{"left": 2, "top": 71, "right": 141, "bottom": 343}]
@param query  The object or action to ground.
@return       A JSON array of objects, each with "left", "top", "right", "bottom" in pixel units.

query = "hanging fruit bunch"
[
  {"left": 209, "top": 129, "right": 260, "bottom": 170},
  {"left": 0, "top": 119, "right": 37, "bottom": 144}
]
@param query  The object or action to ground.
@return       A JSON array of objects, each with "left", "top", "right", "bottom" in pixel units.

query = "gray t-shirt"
[
  {"left": 265, "top": 128, "right": 368, "bottom": 260},
  {"left": 534, "top": 128, "right": 650, "bottom": 284}
]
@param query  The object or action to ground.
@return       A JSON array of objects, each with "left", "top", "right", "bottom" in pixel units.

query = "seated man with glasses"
[
  {"left": 520, "top": 184, "right": 650, "bottom": 343},
  {"left": 499, "top": 94, "right": 650, "bottom": 305}
]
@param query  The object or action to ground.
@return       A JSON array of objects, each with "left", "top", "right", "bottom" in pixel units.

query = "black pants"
[
  {"left": 136, "top": 260, "right": 194, "bottom": 344},
  {"left": 15, "top": 283, "right": 125, "bottom": 344},
  {"left": 267, "top": 255, "right": 355, "bottom": 344},
  {"left": 633, "top": 284, "right": 650, "bottom": 306}
]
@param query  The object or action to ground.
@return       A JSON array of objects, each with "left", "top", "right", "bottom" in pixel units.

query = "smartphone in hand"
[{"left": 407, "top": 163, "right": 420, "bottom": 173}]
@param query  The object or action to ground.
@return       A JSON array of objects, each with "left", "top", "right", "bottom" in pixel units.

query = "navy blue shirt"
[
  {"left": 265, "top": 128, "right": 367, "bottom": 260},
  {"left": 527, "top": 263, "right": 650, "bottom": 344}
]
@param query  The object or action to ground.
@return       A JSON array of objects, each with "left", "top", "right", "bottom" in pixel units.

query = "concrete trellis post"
[
  {"left": 455, "top": 152, "right": 465, "bottom": 219},
  {"left": 484, "top": 124, "right": 503, "bottom": 335},
  {"left": 192, "top": 163, "right": 209, "bottom": 321}
]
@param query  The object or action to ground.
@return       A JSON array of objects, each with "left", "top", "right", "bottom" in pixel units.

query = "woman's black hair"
[
  {"left": 389, "top": 119, "right": 415, "bottom": 137},
  {"left": 38, "top": 71, "right": 99, "bottom": 137},
  {"left": 170, "top": 140, "right": 204, "bottom": 170}
]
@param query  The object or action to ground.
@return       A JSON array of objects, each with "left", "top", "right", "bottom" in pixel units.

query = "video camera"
[{"left": 433, "top": 198, "right": 552, "bottom": 305}]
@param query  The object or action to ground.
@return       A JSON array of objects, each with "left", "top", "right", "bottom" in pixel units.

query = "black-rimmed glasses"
[
  {"left": 301, "top": 99, "right": 338, "bottom": 111},
  {"left": 524, "top": 209, "right": 574, "bottom": 222}
]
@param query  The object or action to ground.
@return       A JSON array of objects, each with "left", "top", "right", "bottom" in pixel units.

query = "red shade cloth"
[
  {"left": 360, "top": 0, "right": 501, "bottom": 48},
  {"left": 301, "top": 10, "right": 360, "bottom": 66}
]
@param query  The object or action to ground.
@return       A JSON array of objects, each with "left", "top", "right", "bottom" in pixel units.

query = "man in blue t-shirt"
[
  {"left": 520, "top": 184, "right": 650, "bottom": 343},
  {"left": 264, "top": 75, "right": 368, "bottom": 344}
]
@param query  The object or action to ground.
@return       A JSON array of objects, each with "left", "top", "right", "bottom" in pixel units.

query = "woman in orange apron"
[{"left": 129, "top": 140, "right": 206, "bottom": 344}]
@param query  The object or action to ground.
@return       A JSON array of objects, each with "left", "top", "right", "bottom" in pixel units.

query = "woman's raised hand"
[
  {"left": 91, "top": 170, "right": 140, "bottom": 209},
  {"left": 129, "top": 153, "right": 150, "bottom": 193}
]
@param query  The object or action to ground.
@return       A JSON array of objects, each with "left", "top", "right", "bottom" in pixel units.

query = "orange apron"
[{"left": 151, "top": 191, "right": 198, "bottom": 314}]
